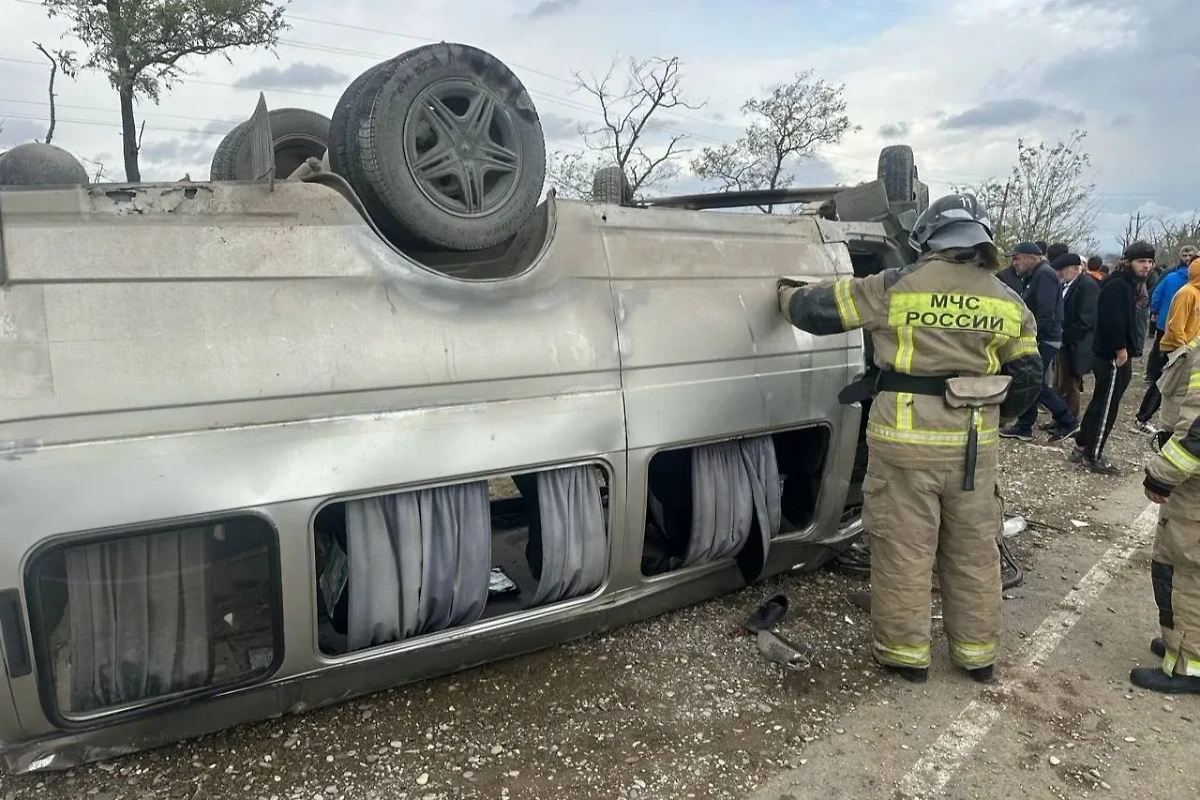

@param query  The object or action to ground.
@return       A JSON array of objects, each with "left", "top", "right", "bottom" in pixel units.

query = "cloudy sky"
[{"left": 0, "top": 0, "right": 1196, "bottom": 249}]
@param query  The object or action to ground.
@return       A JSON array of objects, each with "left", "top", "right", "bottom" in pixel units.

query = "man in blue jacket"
[
  {"left": 1136, "top": 245, "right": 1199, "bottom": 431},
  {"left": 1001, "top": 242, "right": 1080, "bottom": 441}
]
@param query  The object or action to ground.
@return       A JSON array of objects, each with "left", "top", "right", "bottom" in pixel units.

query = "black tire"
[
  {"left": 328, "top": 58, "right": 406, "bottom": 179},
  {"left": 358, "top": 42, "right": 546, "bottom": 251},
  {"left": 878, "top": 144, "right": 918, "bottom": 203},
  {"left": 591, "top": 166, "right": 632, "bottom": 205},
  {"left": 328, "top": 55, "right": 419, "bottom": 244},
  {"left": 917, "top": 180, "right": 930, "bottom": 212},
  {"left": 209, "top": 121, "right": 249, "bottom": 181},
  {"left": 210, "top": 109, "right": 332, "bottom": 181},
  {"left": 264, "top": 108, "right": 331, "bottom": 178}
]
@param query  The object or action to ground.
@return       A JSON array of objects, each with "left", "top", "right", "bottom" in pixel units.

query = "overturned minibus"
[{"left": 0, "top": 42, "right": 928, "bottom": 772}]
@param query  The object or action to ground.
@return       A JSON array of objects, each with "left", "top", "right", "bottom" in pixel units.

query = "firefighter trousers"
[
  {"left": 1151, "top": 502, "right": 1200, "bottom": 676},
  {"left": 862, "top": 451, "right": 1004, "bottom": 669}
]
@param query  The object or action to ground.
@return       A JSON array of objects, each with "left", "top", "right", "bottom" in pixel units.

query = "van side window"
[
  {"left": 27, "top": 517, "right": 280, "bottom": 719},
  {"left": 314, "top": 464, "right": 609, "bottom": 656},
  {"left": 641, "top": 428, "right": 830, "bottom": 577}
]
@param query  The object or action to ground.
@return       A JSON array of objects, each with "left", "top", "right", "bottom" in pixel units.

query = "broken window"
[
  {"left": 315, "top": 464, "right": 610, "bottom": 656},
  {"left": 641, "top": 428, "right": 830, "bottom": 577},
  {"left": 28, "top": 517, "right": 279, "bottom": 718}
]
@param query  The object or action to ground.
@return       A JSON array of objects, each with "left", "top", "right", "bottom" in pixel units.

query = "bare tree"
[
  {"left": 690, "top": 71, "right": 857, "bottom": 213},
  {"left": 1116, "top": 210, "right": 1151, "bottom": 253},
  {"left": 545, "top": 149, "right": 599, "bottom": 200},
  {"left": 546, "top": 54, "right": 703, "bottom": 199},
  {"left": 34, "top": 41, "right": 76, "bottom": 144},
  {"left": 43, "top": 0, "right": 288, "bottom": 182},
  {"left": 954, "top": 130, "right": 1099, "bottom": 254},
  {"left": 1119, "top": 212, "right": 1200, "bottom": 260}
]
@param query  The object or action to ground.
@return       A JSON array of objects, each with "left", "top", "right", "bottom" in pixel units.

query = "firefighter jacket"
[
  {"left": 1147, "top": 341, "right": 1200, "bottom": 500},
  {"left": 779, "top": 251, "right": 1043, "bottom": 466}
]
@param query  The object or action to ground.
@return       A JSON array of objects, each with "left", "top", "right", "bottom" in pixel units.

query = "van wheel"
[
  {"left": 591, "top": 166, "right": 633, "bottom": 205},
  {"left": 356, "top": 43, "right": 547, "bottom": 251},
  {"left": 877, "top": 144, "right": 918, "bottom": 203},
  {"left": 209, "top": 108, "right": 332, "bottom": 181},
  {"left": 328, "top": 55, "right": 422, "bottom": 244}
]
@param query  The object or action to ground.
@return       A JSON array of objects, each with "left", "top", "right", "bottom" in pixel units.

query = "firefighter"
[
  {"left": 777, "top": 194, "right": 1043, "bottom": 683},
  {"left": 1135, "top": 340, "right": 1200, "bottom": 694}
]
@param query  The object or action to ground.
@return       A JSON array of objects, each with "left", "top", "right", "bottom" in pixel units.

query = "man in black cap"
[
  {"left": 1072, "top": 241, "right": 1157, "bottom": 474},
  {"left": 1001, "top": 242, "right": 1079, "bottom": 441}
]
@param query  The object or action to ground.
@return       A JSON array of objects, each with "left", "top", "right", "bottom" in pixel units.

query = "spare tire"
[
  {"left": 0, "top": 142, "right": 89, "bottom": 186},
  {"left": 591, "top": 166, "right": 633, "bottom": 205},
  {"left": 209, "top": 108, "right": 332, "bottom": 181},
  {"left": 877, "top": 144, "right": 918, "bottom": 204},
  {"left": 355, "top": 43, "right": 547, "bottom": 251}
]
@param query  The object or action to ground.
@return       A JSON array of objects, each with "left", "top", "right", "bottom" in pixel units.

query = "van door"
[{"left": 598, "top": 207, "right": 860, "bottom": 583}]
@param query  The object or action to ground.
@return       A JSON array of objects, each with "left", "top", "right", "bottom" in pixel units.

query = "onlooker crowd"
[{"left": 998, "top": 239, "right": 1200, "bottom": 475}]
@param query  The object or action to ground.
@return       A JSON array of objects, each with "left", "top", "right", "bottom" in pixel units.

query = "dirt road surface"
[{"left": 3, "top": 368, "right": 1194, "bottom": 800}]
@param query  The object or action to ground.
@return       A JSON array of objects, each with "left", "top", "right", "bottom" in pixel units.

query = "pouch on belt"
[{"left": 944, "top": 376, "right": 1012, "bottom": 492}]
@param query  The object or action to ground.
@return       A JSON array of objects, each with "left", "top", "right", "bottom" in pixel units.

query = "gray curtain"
[
  {"left": 529, "top": 466, "right": 607, "bottom": 607},
  {"left": 683, "top": 435, "right": 782, "bottom": 567},
  {"left": 65, "top": 527, "right": 211, "bottom": 712},
  {"left": 346, "top": 481, "right": 491, "bottom": 651}
]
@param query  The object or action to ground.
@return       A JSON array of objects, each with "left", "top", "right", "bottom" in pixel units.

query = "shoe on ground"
[
  {"left": 1136, "top": 419, "right": 1161, "bottom": 434},
  {"left": 1151, "top": 637, "right": 1167, "bottom": 659},
  {"left": 1047, "top": 422, "right": 1081, "bottom": 444},
  {"left": 1068, "top": 447, "right": 1085, "bottom": 464},
  {"left": 874, "top": 657, "right": 928, "bottom": 683},
  {"left": 967, "top": 664, "right": 995, "bottom": 684},
  {"left": 1085, "top": 456, "right": 1120, "bottom": 476},
  {"left": 1037, "top": 420, "right": 1058, "bottom": 432},
  {"left": 1130, "top": 666, "right": 1200, "bottom": 694},
  {"left": 999, "top": 425, "right": 1033, "bottom": 442}
]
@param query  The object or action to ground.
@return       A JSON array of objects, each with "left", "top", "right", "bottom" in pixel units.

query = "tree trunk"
[{"left": 118, "top": 83, "right": 140, "bottom": 182}]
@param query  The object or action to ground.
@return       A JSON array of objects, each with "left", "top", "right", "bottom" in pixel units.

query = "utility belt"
[{"left": 839, "top": 369, "right": 1012, "bottom": 493}]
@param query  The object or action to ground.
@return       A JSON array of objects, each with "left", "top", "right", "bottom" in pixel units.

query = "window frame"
[
  {"left": 309, "top": 456, "right": 616, "bottom": 663},
  {"left": 23, "top": 510, "right": 286, "bottom": 730},
  {"left": 637, "top": 421, "right": 834, "bottom": 582}
]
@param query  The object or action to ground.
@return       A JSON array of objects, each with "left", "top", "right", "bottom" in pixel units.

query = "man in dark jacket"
[
  {"left": 1001, "top": 242, "right": 1079, "bottom": 441},
  {"left": 1049, "top": 253, "right": 1098, "bottom": 419},
  {"left": 1072, "top": 241, "right": 1157, "bottom": 474}
]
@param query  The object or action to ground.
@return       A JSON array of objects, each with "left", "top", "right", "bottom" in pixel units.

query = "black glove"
[{"left": 777, "top": 278, "right": 808, "bottom": 292}]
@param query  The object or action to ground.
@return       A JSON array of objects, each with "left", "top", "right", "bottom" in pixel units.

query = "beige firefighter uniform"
[
  {"left": 780, "top": 251, "right": 1042, "bottom": 670},
  {"left": 1143, "top": 342, "right": 1200, "bottom": 679}
]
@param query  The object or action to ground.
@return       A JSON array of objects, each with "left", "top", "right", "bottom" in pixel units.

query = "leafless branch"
[
  {"left": 567, "top": 54, "right": 704, "bottom": 197},
  {"left": 33, "top": 42, "right": 59, "bottom": 143}
]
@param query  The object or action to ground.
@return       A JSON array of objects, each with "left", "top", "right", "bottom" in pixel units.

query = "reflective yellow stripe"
[
  {"left": 1161, "top": 439, "right": 1200, "bottom": 477},
  {"left": 895, "top": 325, "right": 915, "bottom": 372},
  {"left": 1187, "top": 371, "right": 1200, "bottom": 390},
  {"left": 948, "top": 638, "right": 998, "bottom": 667},
  {"left": 874, "top": 640, "right": 931, "bottom": 668},
  {"left": 1163, "top": 649, "right": 1200, "bottom": 677},
  {"left": 867, "top": 422, "right": 999, "bottom": 447},
  {"left": 886, "top": 292, "right": 1025, "bottom": 336},
  {"left": 834, "top": 279, "right": 862, "bottom": 329},
  {"left": 984, "top": 332, "right": 1003, "bottom": 374},
  {"left": 1010, "top": 335, "right": 1039, "bottom": 358},
  {"left": 896, "top": 392, "right": 913, "bottom": 430}
]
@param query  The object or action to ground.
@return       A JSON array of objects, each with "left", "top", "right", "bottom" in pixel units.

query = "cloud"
[
  {"left": 938, "top": 99, "right": 1084, "bottom": 130},
  {"left": 525, "top": 0, "right": 581, "bottom": 19},
  {"left": 234, "top": 62, "right": 348, "bottom": 91},
  {"left": 538, "top": 112, "right": 580, "bottom": 140},
  {"left": 0, "top": 118, "right": 49, "bottom": 146},
  {"left": 878, "top": 121, "right": 910, "bottom": 138}
]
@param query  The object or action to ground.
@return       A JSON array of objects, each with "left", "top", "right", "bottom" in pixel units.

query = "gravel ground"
[{"left": 2, "top": 355, "right": 1163, "bottom": 800}]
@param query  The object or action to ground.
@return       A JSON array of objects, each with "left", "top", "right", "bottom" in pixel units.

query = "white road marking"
[{"left": 897, "top": 502, "right": 1158, "bottom": 799}]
